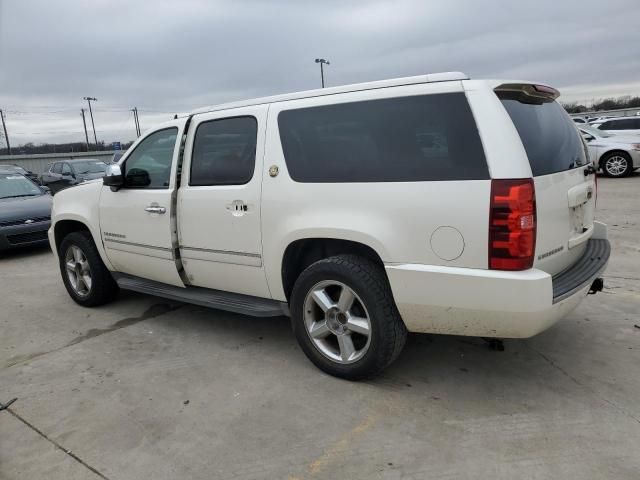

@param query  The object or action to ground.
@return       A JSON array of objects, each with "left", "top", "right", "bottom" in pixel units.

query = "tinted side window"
[
  {"left": 499, "top": 94, "right": 586, "bottom": 176},
  {"left": 52, "top": 163, "right": 62, "bottom": 174},
  {"left": 62, "top": 163, "right": 72, "bottom": 175},
  {"left": 598, "top": 121, "right": 612, "bottom": 129},
  {"left": 277, "top": 93, "right": 488, "bottom": 183},
  {"left": 616, "top": 119, "right": 640, "bottom": 130},
  {"left": 190, "top": 117, "right": 257, "bottom": 186},
  {"left": 124, "top": 128, "right": 178, "bottom": 189}
]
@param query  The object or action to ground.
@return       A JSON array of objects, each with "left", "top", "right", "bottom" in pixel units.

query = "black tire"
[
  {"left": 601, "top": 151, "right": 632, "bottom": 178},
  {"left": 290, "top": 254, "right": 407, "bottom": 380},
  {"left": 58, "top": 231, "right": 118, "bottom": 307}
]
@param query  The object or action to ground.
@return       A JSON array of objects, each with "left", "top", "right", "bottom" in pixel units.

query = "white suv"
[{"left": 49, "top": 72, "right": 610, "bottom": 379}]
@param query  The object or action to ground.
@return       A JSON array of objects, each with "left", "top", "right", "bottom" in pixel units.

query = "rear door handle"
[{"left": 144, "top": 205, "right": 166, "bottom": 214}]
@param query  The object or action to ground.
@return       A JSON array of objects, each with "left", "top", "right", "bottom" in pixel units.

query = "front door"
[
  {"left": 177, "top": 106, "right": 270, "bottom": 297},
  {"left": 99, "top": 121, "right": 186, "bottom": 286}
]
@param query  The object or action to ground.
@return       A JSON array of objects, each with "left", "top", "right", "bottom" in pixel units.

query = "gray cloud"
[{"left": 1, "top": 0, "right": 638, "bottom": 145}]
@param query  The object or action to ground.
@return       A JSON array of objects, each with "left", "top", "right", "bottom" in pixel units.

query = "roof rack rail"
[{"left": 191, "top": 71, "right": 469, "bottom": 115}]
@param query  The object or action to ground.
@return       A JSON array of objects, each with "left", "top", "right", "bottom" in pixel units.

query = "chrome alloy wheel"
[
  {"left": 303, "top": 280, "right": 372, "bottom": 364},
  {"left": 64, "top": 245, "right": 92, "bottom": 297},
  {"left": 605, "top": 155, "right": 628, "bottom": 176}
]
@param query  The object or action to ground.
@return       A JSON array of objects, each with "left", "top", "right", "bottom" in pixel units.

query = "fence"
[
  {"left": 0, "top": 151, "right": 117, "bottom": 175},
  {"left": 569, "top": 107, "right": 640, "bottom": 119}
]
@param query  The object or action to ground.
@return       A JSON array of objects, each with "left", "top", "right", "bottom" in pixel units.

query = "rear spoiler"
[{"left": 494, "top": 83, "right": 560, "bottom": 104}]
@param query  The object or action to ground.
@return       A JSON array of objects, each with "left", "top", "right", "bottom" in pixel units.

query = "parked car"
[
  {"left": 40, "top": 159, "right": 108, "bottom": 194},
  {"left": 572, "top": 117, "right": 587, "bottom": 124},
  {"left": 578, "top": 125, "right": 640, "bottom": 177},
  {"left": 0, "top": 164, "right": 40, "bottom": 184},
  {"left": 49, "top": 73, "right": 609, "bottom": 379},
  {"left": 0, "top": 172, "right": 52, "bottom": 251},
  {"left": 591, "top": 116, "right": 640, "bottom": 136}
]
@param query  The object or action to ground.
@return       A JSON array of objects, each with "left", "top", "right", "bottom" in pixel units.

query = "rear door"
[
  {"left": 177, "top": 106, "right": 270, "bottom": 298},
  {"left": 497, "top": 87, "right": 595, "bottom": 275}
]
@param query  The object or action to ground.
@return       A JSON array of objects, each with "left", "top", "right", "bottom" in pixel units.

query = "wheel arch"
[
  {"left": 54, "top": 219, "right": 91, "bottom": 253},
  {"left": 52, "top": 214, "right": 113, "bottom": 270},
  {"left": 281, "top": 237, "right": 386, "bottom": 302}
]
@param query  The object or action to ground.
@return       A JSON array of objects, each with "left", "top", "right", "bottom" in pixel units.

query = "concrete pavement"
[{"left": 1, "top": 175, "right": 639, "bottom": 479}]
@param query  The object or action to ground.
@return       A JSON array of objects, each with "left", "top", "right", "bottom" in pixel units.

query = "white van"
[{"left": 49, "top": 72, "right": 610, "bottom": 379}]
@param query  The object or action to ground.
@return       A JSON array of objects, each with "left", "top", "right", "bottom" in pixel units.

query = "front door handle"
[{"left": 144, "top": 205, "right": 166, "bottom": 214}]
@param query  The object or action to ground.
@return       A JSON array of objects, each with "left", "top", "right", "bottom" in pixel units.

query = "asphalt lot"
[{"left": 1, "top": 175, "right": 639, "bottom": 480}]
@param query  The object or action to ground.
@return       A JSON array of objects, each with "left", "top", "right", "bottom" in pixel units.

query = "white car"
[
  {"left": 579, "top": 125, "right": 640, "bottom": 177},
  {"left": 48, "top": 73, "right": 609, "bottom": 379},
  {"left": 592, "top": 116, "right": 640, "bottom": 136}
]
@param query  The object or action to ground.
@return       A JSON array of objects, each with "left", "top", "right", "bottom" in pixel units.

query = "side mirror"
[
  {"left": 125, "top": 168, "right": 151, "bottom": 188},
  {"left": 62, "top": 171, "right": 72, "bottom": 177},
  {"left": 103, "top": 164, "right": 124, "bottom": 190},
  {"left": 583, "top": 134, "right": 595, "bottom": 142},
  {"left": 40, "top": 185, "right": 51, "bottom": 194}
]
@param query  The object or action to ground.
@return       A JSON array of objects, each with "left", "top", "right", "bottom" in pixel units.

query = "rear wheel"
[
  {"left": 601, "top": 152, "right": 632, "bottom": 178},
  {"left": 290, "top": 255, "right": 407, "bottom": 380},
  {"left": 59, "top": 231, "right": 118, "bottom": 307}
]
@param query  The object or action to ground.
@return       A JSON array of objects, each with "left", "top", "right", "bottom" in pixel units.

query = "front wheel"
[
  {"left": 59, "top": 231, "right": 118, "bottom": 307},
  {"left": 290, "top": 255, "right": 407, "bottom": 380},
  {"left": 601, "top": 152, "right": 632, "bottom": 178}
]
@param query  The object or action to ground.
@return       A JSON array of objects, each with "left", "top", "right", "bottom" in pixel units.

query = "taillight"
[{"left": 489, "top": 178, "right": 536, "bottom": 270}]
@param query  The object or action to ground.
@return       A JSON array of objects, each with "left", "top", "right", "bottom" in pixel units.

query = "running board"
[{"left": 113, "top": 274, "right": 289, "bottom": 317}]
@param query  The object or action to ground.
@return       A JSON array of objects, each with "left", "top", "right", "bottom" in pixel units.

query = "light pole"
[
  {"left": 83, "top": 96, "right": 98, "bottom": 148},
  {"left": 81, "top": 109, "right": 90, "bottom": 152},
  {"left": 315, "top": 58, "right": 330, "bottom": 88}
]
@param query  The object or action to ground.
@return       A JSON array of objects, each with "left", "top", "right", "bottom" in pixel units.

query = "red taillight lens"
[{"left": 489, "top": 178, "right": 536, "bottom": 270}]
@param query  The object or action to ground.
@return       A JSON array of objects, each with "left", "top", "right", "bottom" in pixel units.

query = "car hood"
[
  {"left": 76, "top": 172, "right": 106, "bottom": 182},
  {"left": 0, "top": 194, "right": 52, "bottom": 223}
]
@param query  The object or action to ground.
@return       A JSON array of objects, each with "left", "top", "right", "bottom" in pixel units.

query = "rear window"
[
  {"left": 498, "top": 93, "right": 587, "bottom": 176},
  {"left": 277, "top": 93, "right": 488, "bottom": 183}
]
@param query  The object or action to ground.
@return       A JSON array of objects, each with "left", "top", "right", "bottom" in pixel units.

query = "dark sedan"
[
  {"left": 40, "top": 159, "right": 108, "bottom": 194},
  {"left": 0, "top": 173, "right": 52, "bottom": 251},
  {"left": 0, "top": 164, "right": 41, "bottom": 184}
]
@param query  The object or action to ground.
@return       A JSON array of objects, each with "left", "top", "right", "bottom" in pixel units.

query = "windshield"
[
  {"left": 580, "top": 125, "right": 609, "bottom": 138},
  {"left": 0, "top": 165, "right": 26, "bottom": 174},
  {"left": 73, "top": 161, "right": 107, "bottom": 174},
  {"left": 0, "top": 174, "right": 42, "bottom": 199}
]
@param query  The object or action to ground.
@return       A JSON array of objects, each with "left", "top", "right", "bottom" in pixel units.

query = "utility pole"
[
  {"left": 131, "top": 107, "right": 141, "bottom": 137},
  {"left": 0, "top": 109, "right": 11, "bottom": 155},
  {"left": 83, "top": 96, "right": 98, "bottom": 147},
  {"left": 314, "top": 58, "right": 330, "bottom": 88},
  {"left": 81, "top": 109, "right": 90, "bottom": 152}
]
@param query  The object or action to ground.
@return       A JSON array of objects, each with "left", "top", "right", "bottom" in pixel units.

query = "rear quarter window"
[
  {"left": 498, "top": 93, "right": 587, "bottom": 176},
  {"left": 277, "top": 93, "right": 488, "bottom": 183}
]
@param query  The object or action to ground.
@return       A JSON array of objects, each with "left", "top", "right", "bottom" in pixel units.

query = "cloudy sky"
[{"left": 0, "top": 0, "right": 638, "bottom": 146}]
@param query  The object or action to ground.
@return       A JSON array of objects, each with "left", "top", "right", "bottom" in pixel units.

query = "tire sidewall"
[
  {"left": 59, "top": 232, "right": 106, "bottom": 306},
  {"left": 290, "top": 259, "right": 392, "bottom": 378}
]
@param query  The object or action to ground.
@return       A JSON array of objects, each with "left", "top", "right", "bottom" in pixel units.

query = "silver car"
[{"left": 579, "top": 125, "right": 640, "bottom": 177}]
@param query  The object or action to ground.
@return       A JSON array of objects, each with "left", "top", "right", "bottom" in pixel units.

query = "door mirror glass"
[
  {"left": 103, "top": 163, "right": 124, "bottom": 188},
  {"left": 125, "top": 168, "right": 151, "bottom": 187}
]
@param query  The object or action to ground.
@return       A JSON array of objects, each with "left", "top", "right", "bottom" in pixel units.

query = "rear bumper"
[
  {"left": 386, "top": 233, "right": 610, "bottom": 338},
  {"left": 0, "top": 221, "right": 51, "bottom": 251}
]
